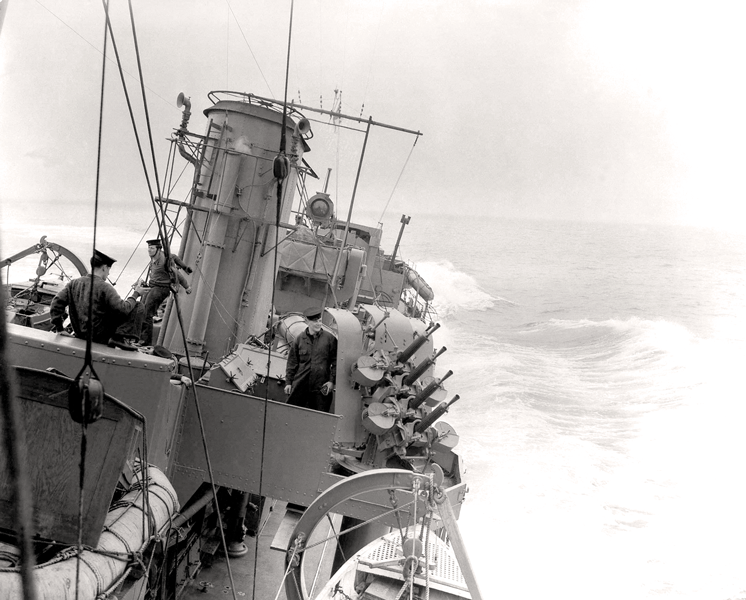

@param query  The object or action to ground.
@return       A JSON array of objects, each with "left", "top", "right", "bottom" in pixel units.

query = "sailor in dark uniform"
[
  {"left": 50, "top": 250, "right": 145, "bottom": 345},
  {"left": 284, "top": 306, "right": 337, "bottom": 413},
  {"left": 139, "top": 238, "right": 192, "bottom": 346}
]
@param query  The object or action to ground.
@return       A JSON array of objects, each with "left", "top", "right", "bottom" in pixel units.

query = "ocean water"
[
  {"left": 2, "top": 207, "right": 746, "bottom": 599},
  {"left": 393, "top": 215, "right": 746, "bottom": 600}
]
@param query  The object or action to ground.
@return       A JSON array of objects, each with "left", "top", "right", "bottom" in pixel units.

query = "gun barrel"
[
  {"left": 414, "top": 402, "right": 447, "bottom": 433},
  {"left": 414, "top": 394, "right": 461, "bottom": 433},
  {"left": 396, "top": 323, "right": 441, "bottom": 364},
  {"left": 409, "top": 370, "right": 453, "bottom": 410},
  {"left": 445, "top": 394, "right": 460, "bottom": 408},
  {"left": 403, "top": 346, "right": 446, "bottom": 386}
]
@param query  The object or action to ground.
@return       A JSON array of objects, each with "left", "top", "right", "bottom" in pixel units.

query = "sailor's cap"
[
  {"left": 146, "top": 238, "right": 162, "bottom": 247},
  {"left": 303, "top": 306, "right": 323, "bottom": 320},
  {"left": 152, "top": 345, "right": 173, "bottom": 359},
  {"left": 91, "top": 249, "right": 117, "bottom": 267}
]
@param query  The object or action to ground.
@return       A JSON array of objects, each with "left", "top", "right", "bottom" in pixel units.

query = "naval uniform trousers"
[
  {"left": 285, "top": 328, "right": 337, "bottom": 413},
  {"left": 140, "top": 284, "right": 170, "bottom": 346}
]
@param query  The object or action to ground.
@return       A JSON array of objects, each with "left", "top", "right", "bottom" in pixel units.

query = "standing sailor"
[
  {"left": 140, "top": 238, "right": 192, "bottom": 346},
  {"left": 50, "top": 250, "right": 145, "bottom": 345},
  {"left": 284, "top": 306, "right": 337, "bottom": 413}
]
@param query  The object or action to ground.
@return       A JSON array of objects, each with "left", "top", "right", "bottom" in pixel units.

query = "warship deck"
[{"left": 182, "top": 500, "right": 337, "bottom": 600}]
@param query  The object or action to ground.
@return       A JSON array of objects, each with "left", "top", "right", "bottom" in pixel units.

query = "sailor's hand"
[
  {"left": 133, "top": 284, "right": 146, "bottom": 297},
  {"left": 185, "top": 286, "right": 192, "bottom": 294},
  {"left": 284, "top": 384, "right": 292, "bottom": 395},
  {"left": 321, "top": 381, "right": 333, "bottom": 395}
]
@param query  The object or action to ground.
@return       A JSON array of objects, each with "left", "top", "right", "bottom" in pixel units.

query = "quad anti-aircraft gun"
[{"left": 340, "top": 317, "right": 460, "bottom": 478}]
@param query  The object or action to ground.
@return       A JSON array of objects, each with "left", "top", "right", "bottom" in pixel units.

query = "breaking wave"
[
  {"left": 513, "top": 316, "right": 698, "bottom": 366},
  {"left": 447, "top": 316, "right": 728, "bottom": 420},
  {"left": 412, "top": 260, "right": 507, "bottom": 317}
]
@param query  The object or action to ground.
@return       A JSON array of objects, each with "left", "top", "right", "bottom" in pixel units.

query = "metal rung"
[
  {"left": 200, "top": 537, "right": 220, "bottom": 556},
  {"left": 270, "top": 508, "right": 302, "bottom": 551}
]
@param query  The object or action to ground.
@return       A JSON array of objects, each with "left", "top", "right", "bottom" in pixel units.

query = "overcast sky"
[{"left": 1, "top": 0, "right": 744, "bottom": 231}]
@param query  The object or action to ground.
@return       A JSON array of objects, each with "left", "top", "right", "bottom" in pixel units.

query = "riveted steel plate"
[{"left": 172, "top": 383, "right": 339, "bottom": 504}]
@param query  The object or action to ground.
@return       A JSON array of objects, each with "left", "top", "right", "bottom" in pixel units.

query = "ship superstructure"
[{"left": 0, "top": 10, "right": 482, "bottom": 599}]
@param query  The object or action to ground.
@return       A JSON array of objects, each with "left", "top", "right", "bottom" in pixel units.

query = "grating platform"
[{"left": 357, "top": 531, "right": 471, "bottom": 599}]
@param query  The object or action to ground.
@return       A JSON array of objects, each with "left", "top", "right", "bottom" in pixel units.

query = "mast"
[{"left": 162, "top": 98, "right": 306, "bottom": 358}]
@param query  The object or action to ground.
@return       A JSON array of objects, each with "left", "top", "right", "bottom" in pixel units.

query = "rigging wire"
[
  {"left": 255, "top": 2, "right": 294, "bottom": 598},
  {"left": 299, "top": 497, "right": 417, "bottom": 554},
  {"left": 113, "top": 16, "right": 242, "bottom": 597},
  {"left": 188, "top": 263, "right": 242, "bottom": 332},
  {"left": 111, "top": 214, "right": 158, "bottom": 287},
  {"left": 32, "top": 0, "right": 176, "bottom": 110},
  {"left": 223, "top": 0, "right": 274, "bottom": 96},
  {"left": 68, "top": 4, "right": 187, "bottom": 597},
  {"left": 74, "top": 2, "right": 112, "bottom": 597},
  {"left": 96, "top": 0, "right": 168, "bottom": 287},
  {"left": 126, "top": 0, "right": 169, "bottom": 255},
  {"left": 171, "top": 295, "right": 239, "bottom": 600},
  {"left": 378, "top": 134, "right": 419, "bottom": 223}
]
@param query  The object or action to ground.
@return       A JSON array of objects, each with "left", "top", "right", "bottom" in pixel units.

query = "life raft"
[
  {"left": 0, "top": 465, "right": 178, "bottom": 600},
  {"left": 406, "top": 267, "right": 434, "bottom": 302}
]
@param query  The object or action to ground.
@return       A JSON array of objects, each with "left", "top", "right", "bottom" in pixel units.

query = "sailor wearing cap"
[
  {"left": 284, "top": 306, "right": 337, "bottom": 413},
  {"left": 139, "top": 238, "right": 192, "bottom": 346},
  {"left": 50, "top": 250, "right": 146, "bottom": 345}
]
